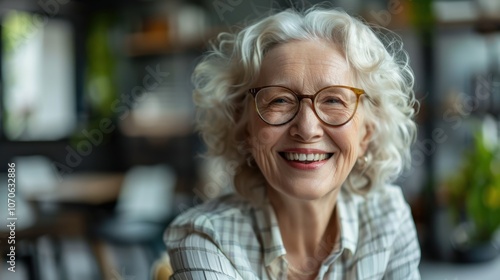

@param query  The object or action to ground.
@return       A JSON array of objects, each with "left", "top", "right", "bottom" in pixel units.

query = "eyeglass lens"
[{"left": 255, "top": 86, "right": 359, "bottom": 125}]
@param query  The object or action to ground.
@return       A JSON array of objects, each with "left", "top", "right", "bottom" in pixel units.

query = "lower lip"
[{"left": 281, "top": 155, "right": 330, "bottom": 170}]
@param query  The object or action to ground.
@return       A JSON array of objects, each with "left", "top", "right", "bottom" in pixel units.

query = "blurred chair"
[
  {"left": 94, "top": 164, "right": 176, "bottom": 242},
  {"left": 91, "top": 164, "right": 176, "bottom": 279}
]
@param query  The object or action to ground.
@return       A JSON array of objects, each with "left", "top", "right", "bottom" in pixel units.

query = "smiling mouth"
[{"left": 279, "top": 152, "right": 333, "bottom": 164}]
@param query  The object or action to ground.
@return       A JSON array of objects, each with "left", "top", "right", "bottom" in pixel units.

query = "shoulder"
[
  {"left": 354, "top": 185, "right": 414, "bottom": 245},
  {"left": 363, "top": 184, "right": 410, "bottom": 215},
  {"left": 164, "top": 194, "right": 261, "bottom": 279},
  {"left": 341, "top": 186, "right": 420, "bottom": 278},
  {"left": 164, "top": 193, "right": 255, "bottom": 245},
  {"left": 351, "top": 185, "right": 413, "bottom": 247},
  {"left": 171, "top": 193, "right": 253, "bottom": 224},
  {"left": 341, "top": 184, "right": 410, "bottom": 220}
]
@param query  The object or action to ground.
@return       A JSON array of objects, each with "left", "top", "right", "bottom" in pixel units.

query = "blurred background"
[{"left": 0, "top": 0, "right": 499, "bottom": 279}]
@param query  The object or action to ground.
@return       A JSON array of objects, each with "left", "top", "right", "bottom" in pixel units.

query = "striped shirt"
[{"left": 164, "top": 185, "right": 421, "bottom": 279}]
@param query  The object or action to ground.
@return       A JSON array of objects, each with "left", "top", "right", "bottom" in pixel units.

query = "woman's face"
[{"left": 247, "top": 40, "right": 372, "bottom": 200}]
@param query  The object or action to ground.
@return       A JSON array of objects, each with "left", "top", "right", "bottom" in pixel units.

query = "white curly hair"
[{"left": 192, "top": 5, "right": 417, "bottom": 197}]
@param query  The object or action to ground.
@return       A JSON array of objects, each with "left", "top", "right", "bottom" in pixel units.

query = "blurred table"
[
  {"left": 420, "top": 256, "right": 500, "bottom": 280},
  {"left": 23, "top": 173, "right": 125, "bottom": 205},
  {"left": 1, "top": 173, "right": 127, "bottom": 280}
]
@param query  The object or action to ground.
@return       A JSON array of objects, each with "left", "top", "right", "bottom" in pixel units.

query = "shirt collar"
[
  {"left": 336, "top": 188, "right": 362, "bottom": 257},
  {"left": 250, "top": 186, "right": 286, "bottom": 267},
  {"left": 251, "top": 186, "right": 363, "bottom": 267}
]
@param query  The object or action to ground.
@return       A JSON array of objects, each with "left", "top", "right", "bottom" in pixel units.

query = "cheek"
[
  {"left": 248, "top": 125, "right": 279, "bottom": 156},
  {"left": 247, "top": 124, "right": 281, "bottom": 182},
  {"left": 247, "top": 110, "right": 277, "bottom": 152},
  {"left": 328, "top": 122, "right": 363, "bottom": 156}
]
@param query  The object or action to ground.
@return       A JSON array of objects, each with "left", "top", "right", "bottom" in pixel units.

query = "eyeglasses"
[{"left": 248, "top": 85, "right": 367, "bottom": 126}]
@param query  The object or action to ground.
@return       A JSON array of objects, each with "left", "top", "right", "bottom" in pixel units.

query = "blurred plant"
[
  {"left": 71, "top": 13, "right": 118, "bottom": 147},
  {"left": 85, "top": 13, "right": 118, "bottom": 121},
  {"left": 447, "top": 121, "right": 500, "bottom": 244}
]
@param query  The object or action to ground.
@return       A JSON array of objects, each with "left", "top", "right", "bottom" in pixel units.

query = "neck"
[{"left": 267, "top": 187, "right": 340, "bottom": 269}]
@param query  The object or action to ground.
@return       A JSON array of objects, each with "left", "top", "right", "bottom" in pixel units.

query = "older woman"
[{"left": 164, "top": 6, "right": 420, "bottom": 280}]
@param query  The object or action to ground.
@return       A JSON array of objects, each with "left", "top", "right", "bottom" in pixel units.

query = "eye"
[
  {"left": 257, "top": 87, "right": 296, "bottom": 108},
  {"left": 317, "top": 88, "right": 351, "bottom": 107},
  {"left": 324, "top": 97, "right": 342, "bottom": 104},
  {"left": 319, "top": 95, "right": 347, "bottom": 106},
  {"left": 271, "top": 97, "right": 291, "bottom": 104}
]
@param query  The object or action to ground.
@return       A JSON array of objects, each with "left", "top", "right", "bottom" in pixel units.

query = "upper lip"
[{"left": 280, "top": 148, "right": 332, "bottom": 154}]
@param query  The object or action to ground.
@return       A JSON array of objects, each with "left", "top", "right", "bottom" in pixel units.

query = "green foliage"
[
  {"left": 447, "top": 130, "right": 500, "bottom": 243},
  {"left": 409, "top": 0, "right": 434, "bottom": 36},
  {"left": 71, "top": 13, "right": 119, "bottom": 147},
  {"left": 2, "top": 11, "right": 33, "bottom": 54},
  {"left": 85, "top": 13, "right": 118, "bottom": 121}
]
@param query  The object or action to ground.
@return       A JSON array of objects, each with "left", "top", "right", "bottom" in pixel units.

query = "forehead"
[{"left": 258, "top": 40, "right": 351, "bottom": 86}]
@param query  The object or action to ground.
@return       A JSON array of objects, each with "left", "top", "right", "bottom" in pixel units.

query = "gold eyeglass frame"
[{"left": 248, "top": 85, "right": 367, "bottom": 126}]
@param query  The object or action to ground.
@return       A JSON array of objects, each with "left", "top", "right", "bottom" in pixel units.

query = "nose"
[{"left": 289, "top": 99, "right": 324, "bottom": 141}]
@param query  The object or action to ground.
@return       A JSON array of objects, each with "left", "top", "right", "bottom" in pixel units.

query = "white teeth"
[{"left": 283, "top": 153, "right": 330, "bottom": 162}]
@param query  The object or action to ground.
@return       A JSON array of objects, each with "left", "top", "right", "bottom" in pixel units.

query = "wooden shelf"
[
  {"left": 436, "top": 18, "right": 500, "bottom": 32},
  {"left": 120, "top": 111, "right": 193, "bottom": 138},
  {"left": 124, "top": 28, "right": 225, "bottom": 57},
  {"left": 474, "top": 18, "right": 500, "bottom": 33},
  {"left": 433, "top": 1, "right": 500, "bottom": 32}
]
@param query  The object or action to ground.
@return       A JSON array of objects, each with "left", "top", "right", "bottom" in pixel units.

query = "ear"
[
  {"left": 240, "top": 97, "right": 254, "bottom": 148},
  {"left": 358, "top": 121, "right": 373, "bottom": 155},
  {"left": 245, "top": 123, "right": 253, "bottom": 149}
]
